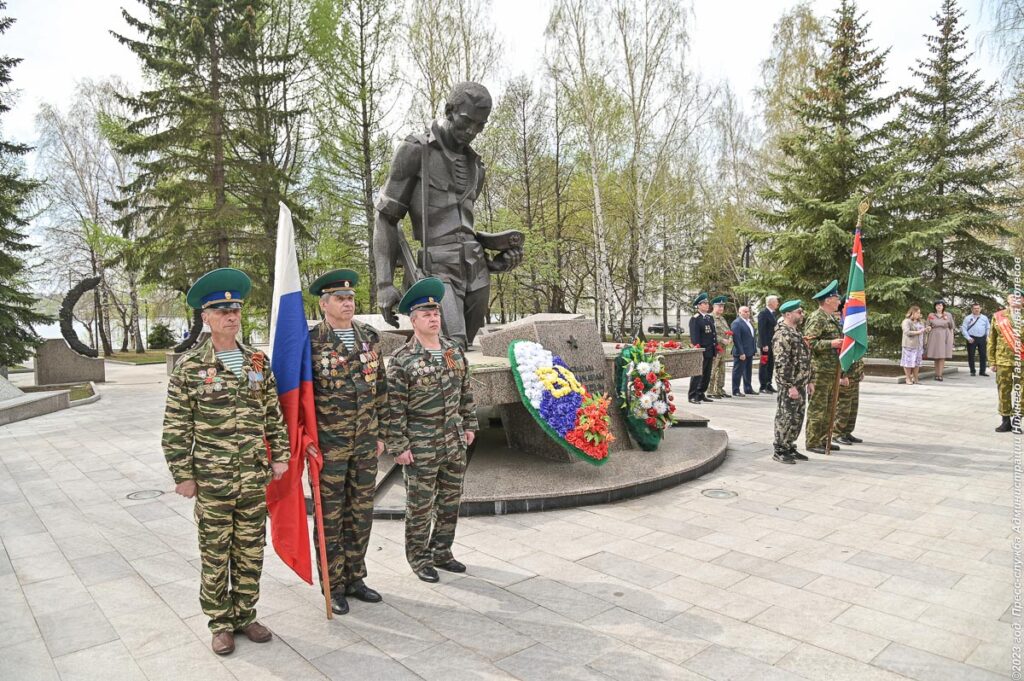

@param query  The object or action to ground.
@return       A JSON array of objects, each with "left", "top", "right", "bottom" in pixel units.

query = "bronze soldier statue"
[{"left": 373, "top": 82, "right": 524, "bottom": 348}]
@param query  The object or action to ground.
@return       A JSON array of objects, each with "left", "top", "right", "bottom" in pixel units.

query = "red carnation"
[
  {"left": 645, "top": 417, "right": 656, "bottom": 426},
  {"left": 669, "top": 403, "right": 676, "bottom": 413},
  {"left": 647, "top": 408, "right": 657, "bottom": 417},
  {"left": 646, "top": 372, "right": 657, "bottom": 383},
  {"left": 668, "top": 394, "right": 674, "bottom": 402}
]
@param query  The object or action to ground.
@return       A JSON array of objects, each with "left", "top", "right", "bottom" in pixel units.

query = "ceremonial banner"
[{"left": 840, "top": 227, "right": 868, "bottom": 372}]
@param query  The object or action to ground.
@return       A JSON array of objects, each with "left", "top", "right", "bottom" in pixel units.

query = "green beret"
[
  {"left": 310, "top": 269, "right": 359, "bottom": 297},
  {"left": 812, "top": 279, "right": 840, "bottom": 301},
  {"left": 693, "top": 292, "right": 709, "bottom": 306},
  {"left": 186, "top": 268, "right": 251, "bottom": 310},
  {"left": 779, "top": 299, "right": 802, "bottom": 313},
  {"left": 711, "top": 296, "right": 728, "bottom": 305},
  {"left": 399, "top": 277, "right": 445, "bottom": 315}
]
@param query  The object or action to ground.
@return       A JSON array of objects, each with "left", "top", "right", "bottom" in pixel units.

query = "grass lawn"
[
  {"left": 68, "top": 384, "right": 94, "bottom": 401},
  {"left": 104, "top": 350, "right": 169, "bottom": 365}
]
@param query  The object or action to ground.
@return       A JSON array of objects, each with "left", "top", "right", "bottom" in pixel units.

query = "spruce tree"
[
  {"left": 896, "top": 0, "right": 1013, "bottom": 309},
  {"left": 0, "top": 4, "right": 46, "bottom": 370},
  {"left": 748, "top": 0, "right": 905, "bottom": 341},
  {"left": 112, "top": 0, "right": 261, "bottom": 289}
]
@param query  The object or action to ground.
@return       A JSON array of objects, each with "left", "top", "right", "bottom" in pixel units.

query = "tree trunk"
[
  {"left": 129, "top": 274, "right": 144, "bottom": 353},
  {"left": 210, "top": 29, "right": 229, "bottom": 268},
  {"left": 358, "top": 0, "right": 379, "bottom": 308}
]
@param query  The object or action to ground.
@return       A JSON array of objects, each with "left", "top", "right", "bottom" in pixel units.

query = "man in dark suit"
[
  {"left": 731, "top": 305, "right": 757, "bottom": 396},
  {"left": 757, "top": 295, "right": 780, "bottom": 394},
  {"left": 688, "top": 292, "right": 718, "bottom": 404}
]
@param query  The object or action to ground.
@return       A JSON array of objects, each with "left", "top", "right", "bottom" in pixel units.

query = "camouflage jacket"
[
  {"left": 773, "top": 323, "right": 812, "bottom": 390},
  {"left": 803, "top": 308, "right": 842, "bottom": 374},
  {"left": 713, "top": 314, "right": 732, "bottom": 350},
  {"left": 385, "top": 335, "right": 479, "bottom": 464},
  {"left": 311, "top": 319, "right": 387, "bottom": 449},
  {"left": 843, "top": 358, "right": 865, "bottom": 382},
  {"left": 989, "top": 308, "right": 1023, "bottom": 367},
  {"left": 162, "top": 339, "right": 290, "bottom": 497}
]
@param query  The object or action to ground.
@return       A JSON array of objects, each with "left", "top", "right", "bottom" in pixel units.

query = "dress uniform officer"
[
  {"left": 385, "top": 278, "right": 479, "bottom": 583},
  {"left": 708, "top": 296, "right": 733, "bottom": 399},
  {"left": 990, "top": 290, "right": 1022, "bottom": 433},
  {"left": 306, "top": 269, "right": 386, "bottom": 615},
  {"left": 772, "top": 300, "right": 814, "bottom": 464},
  {"left": 688, "top": 292, "right": 719, "bottom": 404},
  {"left": 162, "top": 268, "right": 290, "bottom": 655},
  {"left": 802, "top": 280, "right": 845, "bottom": 454}
]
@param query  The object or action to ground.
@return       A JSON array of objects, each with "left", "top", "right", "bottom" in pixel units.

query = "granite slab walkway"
[{"left": 0, "top": 362, "right": 1012, "bottom": 680}]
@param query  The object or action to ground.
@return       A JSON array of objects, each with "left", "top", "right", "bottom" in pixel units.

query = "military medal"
[{"left": 247, "top": 370, "right": 263, "bottom": 391}]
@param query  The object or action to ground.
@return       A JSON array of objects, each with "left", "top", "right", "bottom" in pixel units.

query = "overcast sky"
[{"left": 3, "top": 0, "right": 1006, "bottom": 150}]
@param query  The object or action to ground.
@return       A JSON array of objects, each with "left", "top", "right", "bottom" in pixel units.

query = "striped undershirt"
[
  {"left": 333, "top": 328, "right": 356, "bottom": 350},
  {"left": 215, "top": 349, "right": 245, "bottom": 377},
  {"left": 427, "top": 349, "right": 445, "bottom": 364}
]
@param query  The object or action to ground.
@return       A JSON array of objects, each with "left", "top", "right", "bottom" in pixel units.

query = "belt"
[{"left": 431, "top": 232, "right": 476, "bottom": 246}]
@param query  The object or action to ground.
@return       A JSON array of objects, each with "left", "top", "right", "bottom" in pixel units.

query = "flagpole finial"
[{"left": 856, "top": 198, "right": 871, "bottom": 229}]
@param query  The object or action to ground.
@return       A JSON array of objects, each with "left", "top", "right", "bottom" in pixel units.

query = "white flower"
[
  {"left": 636, "top": 361, "right": 653, "bottom": 375},
  {"left": 654, "top": 401, "right": 668, "bottom": 415},
  {"left": 639, "top": 391, "right": 657, "bottom": 409},
  {"left": 651, "top": 359, "right": 663, "bottom": 374}
]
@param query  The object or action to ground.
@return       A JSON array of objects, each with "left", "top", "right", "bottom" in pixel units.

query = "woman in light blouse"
[
  {"left": 925, "top": 300, "right": 955, "bottom": 381},
  {"left": 900, "top": 305, "right": 926, "bottom": 384}
]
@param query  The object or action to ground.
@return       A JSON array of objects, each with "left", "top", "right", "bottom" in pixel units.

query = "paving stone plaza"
[{"left": 0, "top": 362, "right": 1013, "bottom": 680}]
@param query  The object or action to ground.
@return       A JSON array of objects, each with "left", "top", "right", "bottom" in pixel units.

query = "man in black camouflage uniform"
[
  {"left": 306, "top": 269, "right": 386, "bottom": 615},
  {"left": 772, "top": 299, "right": 814, "bottom": 464},
  {"left": 385, "top": 277, "right": 478, "bottom": 583},
  {"left": 162, "top": 268, "right": 290, "bottom": 655}
]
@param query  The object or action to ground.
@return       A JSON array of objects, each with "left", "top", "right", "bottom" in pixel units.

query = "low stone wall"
[{"left": 35, "top": 339, "right": 105, "bottom": 386}]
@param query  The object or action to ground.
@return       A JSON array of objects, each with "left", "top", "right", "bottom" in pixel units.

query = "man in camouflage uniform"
[
  {"left": 306, "top": 269, "right": 387, "bottom": 615},
  {"left": 991, "top": 290, "right": 1023, "bottom": 433},
  {"left": 162, "top": 268, "right": 290, "bottom": 655},
  {"left": 385, "top": 277, "right": 478, "bottom": 583},
  {"left": 707, "top": 296, "right": 733, "bottom": 399},
  {"left": 832, "top": 297, "right": 865, "bottom": 446},
  {"left": 772, "top": 300, "right": 814, "bottom": 464},
  {"left": 803, "top": 280, "right": 845, "bottom": 454}
]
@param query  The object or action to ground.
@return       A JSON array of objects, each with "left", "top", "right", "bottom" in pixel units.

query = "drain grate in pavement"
[
  {"left": 126, "top": 490, "right": 165, "bottom": 500},
  {"left": 701, "top": 488, "right": 738, "bottom": 499}
]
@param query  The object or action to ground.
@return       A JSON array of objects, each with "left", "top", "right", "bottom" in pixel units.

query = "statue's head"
[{"left": 444, "top": 82, "right": 491, "bottom": 147}]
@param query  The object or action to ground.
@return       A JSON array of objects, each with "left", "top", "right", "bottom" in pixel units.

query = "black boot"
[
  {"left": 996, "top": 416, "right": 1012, "bottom": 433},
  {"left": 772, "top": 447, "right": 795, "bottom": 464}
]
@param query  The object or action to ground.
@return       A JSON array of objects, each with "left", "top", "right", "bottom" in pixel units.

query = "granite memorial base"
[
  {"left": 0, "top": 375, "right": 70, "bottom": 426},
  {"left": 35, "top": 339, "right": 105, "bottom": 386}
]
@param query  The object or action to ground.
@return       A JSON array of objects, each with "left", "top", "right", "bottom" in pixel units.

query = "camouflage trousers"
[
  {"left": 833, "top": 380, "right": 861, "bottom": 437},
  {"left": 312, "top": 446, "right": 378, "bottom": 595},
  {"left": 805, "top": 367, "right": 839, "bottom": 449},
  {"left": 195, "top": 491, "right": 266, "bottom": 634},
  {"left": 403, "top": 455, "right": 466, "bottom": 571},
  {"left": 996, "top": 365, "right": 1017, "bottom": 416},
  {"left": 774, "top": 387, "right": 807, "bottom": 449},
  {"left": 708, "top": 353, "right": 728, "bottom": 397}
]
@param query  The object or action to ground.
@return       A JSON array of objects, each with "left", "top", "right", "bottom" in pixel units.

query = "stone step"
[{"left": 371, "top": 423, "right": 727, "bottom": 518}]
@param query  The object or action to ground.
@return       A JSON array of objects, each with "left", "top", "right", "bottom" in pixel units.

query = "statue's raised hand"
[{"left": 379, "top": 284, "right": 402, "bottom": 328}]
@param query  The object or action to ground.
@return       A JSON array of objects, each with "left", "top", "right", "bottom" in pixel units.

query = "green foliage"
[
  {"left": 747, "top": 0, "right": 906, "bottom": 339},
  {"left": 893, "top": 0, "right": 1014, "bottom": 310},
  {"left": 0, "top": 4, "right": 48, "bottom": 368},
  {"left": 113, "top": 0, "right": 305, "bottom": 311},
  {"left": 146, "top": 322, "right": 175, "bottom": 350}
]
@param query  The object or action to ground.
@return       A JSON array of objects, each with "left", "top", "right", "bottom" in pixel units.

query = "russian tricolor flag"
[{"left": 266, "top": 202, "right": 322, "bottom": 585}]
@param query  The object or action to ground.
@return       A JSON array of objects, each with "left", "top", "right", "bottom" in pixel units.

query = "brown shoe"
[
  {"left": 212, "top": 631, "right": 235, "bottom": 655},
  {"left": 237, "top": 621, "right": 273, "bottom": 643}
]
